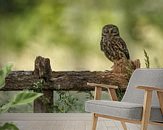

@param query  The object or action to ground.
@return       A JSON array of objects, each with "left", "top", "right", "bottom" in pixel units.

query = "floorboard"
[{"left": 0, "top": 113, "right": 126, "bottom": 130}]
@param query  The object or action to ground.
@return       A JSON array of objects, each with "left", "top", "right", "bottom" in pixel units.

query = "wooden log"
[
  {"left": 34, "top": 56, "right": 52, "bottom": 81},
  {"left": 33, "top": 56, "right": 53, "bottom": 113},
  {"left": 1, "top": 71, "right": 129, "bottom": 91},
  {"left": 0, "top": 56, "right": 140, "bottom": 113},
  {"left": 34, "top": 90, "right": 53, "bottom": 113}
]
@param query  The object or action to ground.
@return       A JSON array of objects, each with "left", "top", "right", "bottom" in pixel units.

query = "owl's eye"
[
  {"left": 111, "top": 28, "right": 117, "bottom": 33},
  {"left": 104, "top": 28, "right": 109, "bottom": 33}
]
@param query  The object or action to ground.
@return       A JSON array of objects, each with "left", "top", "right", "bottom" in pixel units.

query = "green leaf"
[
  {"left": 144, "top": 49, "right": 150, "bottom": 68},
  {"left": 0, "top": 102, "right": 12, "bottom": 113},
  {"left": 0, "top": 123, "right": 19, "bottom": 130},
  {"left": 0, "top": 64, "right": 13, "bottom": 88},
  {"left": 11, "top": 91, "right": 43, "bottom": 106}
]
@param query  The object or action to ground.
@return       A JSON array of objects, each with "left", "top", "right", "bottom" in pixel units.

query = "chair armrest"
[
  {"left": 87, "top": 82, "right": 118, "bottom": 101},
  {"left": 136, "top": 86, "right": 163, "bottom": 92},
  {"left": 87, "top": 82, "right": 118, "bottom": 89}
]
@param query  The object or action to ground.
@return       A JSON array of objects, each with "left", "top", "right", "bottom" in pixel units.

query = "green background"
[
  {"left": 0, "top": 0, "right": 163, "bottom": 112},
  {"left": 0, "top": 0, "right": 163, "bottom": 70}
]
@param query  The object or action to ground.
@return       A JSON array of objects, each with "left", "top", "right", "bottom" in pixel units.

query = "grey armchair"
[{"left": 85, "top": 69, "right": 163, "bottom": 130}]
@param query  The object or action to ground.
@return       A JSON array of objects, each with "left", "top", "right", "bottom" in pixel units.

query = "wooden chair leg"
[
  {"left": 92, "top": 113, "right": 98, "bottom": 130},
  {"left": 108, "top": 88, "right": 118, "bottom": 101},
  {"left": 121, "top": 121, "right": 127, "bottom": 130},
  {"left": 141, "top": 90, "right": 152, "bottom": 130},
  {"left": 94, "top": 87, "right": 102, "bottom": 100},
  {"left": 157, "top": 91, "right": 163, "bottom": 114}
]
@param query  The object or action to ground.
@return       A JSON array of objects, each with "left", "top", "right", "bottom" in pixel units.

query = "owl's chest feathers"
[
  {"left": 103, "top": 35, "right": 114, "bottom": 42},
  {"left": 107, "top": 36, "right": 119, "bottom": 45}
]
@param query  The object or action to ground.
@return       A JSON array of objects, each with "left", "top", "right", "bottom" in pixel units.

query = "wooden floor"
[{"left": 0, "top": 113, "right": 140, "bottom": 130}]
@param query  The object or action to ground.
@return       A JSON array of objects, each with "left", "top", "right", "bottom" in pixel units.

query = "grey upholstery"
[
  {"left": 85, "top": 100, "right": 143, "bottom": 120},
  {"left": 85, "top": 69, "right": 163, "bottom": 122},
  {"left": 85, "top": 100, "right": 163, "bottom": 122}
]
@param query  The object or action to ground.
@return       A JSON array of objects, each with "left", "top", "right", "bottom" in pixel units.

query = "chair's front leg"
[
  {"left": 92, "top": 113, "right": 98, "bottom": 130},
  {"left": 121, "top": 121, "right": 127, "bottom": 130},
  {"left": 91, "top": 86, "right": 102, "bottom": 130},
  {"left": 141, "top": 90, "right": 153, "bottom": 130}
]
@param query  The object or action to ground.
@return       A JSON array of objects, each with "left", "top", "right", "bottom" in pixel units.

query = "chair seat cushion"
[{"left": 85, "top": 100, "right": 163, "bottom": 122}]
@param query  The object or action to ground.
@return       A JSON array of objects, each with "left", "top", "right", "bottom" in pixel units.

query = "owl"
[{"left": 100, "top": 24, "right": 130, "bottom": 63}]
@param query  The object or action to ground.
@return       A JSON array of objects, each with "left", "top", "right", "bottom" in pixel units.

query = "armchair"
[{"left": 85, "top": 69, "right": 163, "bottom": 130}]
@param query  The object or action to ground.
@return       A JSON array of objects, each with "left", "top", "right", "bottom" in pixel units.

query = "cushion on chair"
[{"left": 85, "top": 100, "right": 163, "bottom": 122}]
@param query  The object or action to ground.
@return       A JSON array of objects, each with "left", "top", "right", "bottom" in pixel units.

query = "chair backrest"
[{"left": 122, "top": 68, "right": 163, "bottom": 107}]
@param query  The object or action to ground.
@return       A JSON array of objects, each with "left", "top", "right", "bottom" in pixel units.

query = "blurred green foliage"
[
  {"left": 53, "top": 90, "right": 109, "bottom": 113},
  {"left": 0, "top": 0, "right": 163, "bottom": 113},
  {"left": 144, "top": 49, "right": 150, "bottom": 68},
  {"left": 0, "top": 123, "right": 19, "bottom": 130},
  {"left": 0, "top": 65, "right": 43, "bottom": 129},
  {"left": 0, "top": 0, "right": 163, "bottom": 56},
  {"left": 0, "top": 64, "right": 12, "bottom": 88},
  {"left": 53, "top": 91, "right": 80, "bottom": 113}
]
